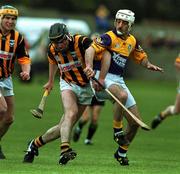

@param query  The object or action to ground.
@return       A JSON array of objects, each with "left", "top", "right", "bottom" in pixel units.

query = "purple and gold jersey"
[
  {"left": 92, "top": 29, "right": 147, "bottom": 75},
  {"left": 48, "top": 34, "right": 92, "bottom": 87}
]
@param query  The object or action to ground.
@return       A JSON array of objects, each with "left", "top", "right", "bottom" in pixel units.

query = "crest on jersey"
[
  {"left": 10, "top": 40, "right": 15, "bottom": 47},
  {"left": 128, "top": 44, "right": 132, "bottom": 53},
  {"left": 115, "top": 43, "right": 120, "bottom": 48},
  {"left": 96, "top": 36, "right": 103, "bottom": 44}
]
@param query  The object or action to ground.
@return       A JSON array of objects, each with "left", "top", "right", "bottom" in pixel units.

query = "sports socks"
[
  {"left": 86, "top": 123, "right": 97, "bottom": 140},
  {"left": 156, "top": 113, "right": 165, "bottom": 121},
  {"left": 79, "top": 120, "right": 87, "bottom": 129},
  {"left": 113, "top": 120, "right": 123, "bottom": 135},
  {"left": 60, "top": 142, "right": 70, "bottom": 154},
  {"left": 117, "top": 145, "right": 128, "bottom": 157},
  {"left": 33, "top": 136, "right": 46, "bottom": 148}
]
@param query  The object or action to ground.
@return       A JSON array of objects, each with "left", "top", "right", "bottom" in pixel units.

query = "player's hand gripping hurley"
[
  {"left": 91, "top": 77, "right": 151, "bottom": 131},
  {"left": 30, "top": 90, "right": 49, "bottom": 119}
]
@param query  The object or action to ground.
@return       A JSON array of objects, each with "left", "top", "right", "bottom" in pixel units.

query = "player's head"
[
  {"left": 114, "top": 9, "right": 135, "bottom": 35},
  {"left": 0, "top": 5, "right": 18, "bottom": 30},
  {"left": 49, "top": 23, "right": 71, "bottom": 52},
  {"left": 0, "top": 5, "right": 18, "bottom": 19}
]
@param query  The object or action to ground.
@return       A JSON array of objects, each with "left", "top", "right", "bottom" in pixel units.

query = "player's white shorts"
[
  {"left": 60, "top": 78, "right": 94, "bottom": 105},
  {"left": 0, "top": 76, "right": 14, "bottom": 97},
  {"left": 94, "top": 71, "right": 136, "bottom": 108}
]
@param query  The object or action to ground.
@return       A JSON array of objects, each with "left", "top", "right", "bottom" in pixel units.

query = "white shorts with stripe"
[
  {"left": 0, "top": 76, "right": 14, "bottom": 97},
  {"left": 94, "top": 71, "right": 136, "bottom": 109},
  {"left": 60, "top": 78, "right": 94, "bottom": 105}
]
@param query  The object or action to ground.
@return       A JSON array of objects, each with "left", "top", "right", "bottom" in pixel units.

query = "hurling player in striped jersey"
[{"left": 0, "top": 5, "right": 31, "bottom": 159}]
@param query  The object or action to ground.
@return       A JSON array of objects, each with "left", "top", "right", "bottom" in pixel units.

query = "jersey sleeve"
[
  {"left": 129, "top": 39, "right": 147, "bottom": 64},
  {"left": 91, "top": 33, "right": 111, "bottom": 54},
  {"left": 81, "top": 36, "right": 92, "bottom": 50},
  {"left": 16, "top": 34, "right": 31, "bottom": 65},
  {"left": 47, "top": 45, "right": 57, "bottom": 65}
]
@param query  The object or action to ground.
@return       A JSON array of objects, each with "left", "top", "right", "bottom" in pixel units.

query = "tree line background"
[
  {"left": 1, "top": 0, "right": 179, "bottom": 81},
  {"left": 1, "top": 0, "right": 180, "bottom": 22}
]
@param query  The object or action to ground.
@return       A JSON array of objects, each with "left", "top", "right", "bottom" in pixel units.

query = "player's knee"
[
  {"left": 0, "top": 106, "right": 8, "bottom": 115},
  {"left": 120, "top": 90, "right": 128, "bottom": 103},
  {"left": 67, "top": 109, "right": 78, "bottom": 122}
]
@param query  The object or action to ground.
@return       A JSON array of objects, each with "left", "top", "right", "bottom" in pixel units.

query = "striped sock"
[
  {"left": 60, "top": 142, "right": 70, "bottom": 154},
  {"left": 33, "top": 136, "right": 45, "bottom": 148},
  {"left": 113, "top": 120, "right": 123, "bottom": 135},
  {"left": 118, "top": 145, "right": 128, "bottom": 157}
]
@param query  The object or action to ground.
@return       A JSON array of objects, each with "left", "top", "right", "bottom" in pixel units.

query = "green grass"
[{"left": 0, "top": 78, "right": 179, "bottom": 174}]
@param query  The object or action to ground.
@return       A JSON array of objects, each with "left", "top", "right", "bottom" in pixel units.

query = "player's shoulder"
[
  {"left": 10, "top": 29, "right": 21, "bottom": 37},
  {"left": 74, "top": 34, "right": 87, "bottom": 39},
  {"left": 95, "top": 32, "right": 112, "bottom": 47},
  {"left": 128, "top": 34, "right": 137, "bottom": 43},
  {"left": 47, "top": 44, "right": 55, "bottom": 56}
]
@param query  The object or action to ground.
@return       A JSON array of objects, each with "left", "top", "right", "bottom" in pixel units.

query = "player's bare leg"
[
  {"left": 0, "top": 96, "right": 14, "bottom": 159},
  {"left": 151, "top": 93, "right": 180, "bottom": 129},
  {"left": 114, "top": 105, "right": 140, "bottom": 166},
  {"left": 59, "top": 90, "right": 86, "bottom": 165}
]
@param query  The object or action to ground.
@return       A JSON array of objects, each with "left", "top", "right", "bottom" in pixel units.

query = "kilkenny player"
[
  {"left": 23, "top": 23, "right": 112, "bottom": 165},
  {"left": 0, "top": 5, "right": 31, "bottom": 159}
]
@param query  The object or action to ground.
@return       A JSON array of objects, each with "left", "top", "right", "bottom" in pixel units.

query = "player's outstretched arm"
[{"left": 141, "top": 58, "right": 164, "bottom": 73}]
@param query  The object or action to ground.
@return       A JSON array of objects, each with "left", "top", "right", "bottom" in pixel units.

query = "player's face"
[
  {"left": 1, "top": 15, "right": 17, "bottom": 32},
  {"left": 114, "top": 19, "right": 129, "bottom": 35},
  {"left": 53, "top": 38, "right": 69, "bottom": 52}
]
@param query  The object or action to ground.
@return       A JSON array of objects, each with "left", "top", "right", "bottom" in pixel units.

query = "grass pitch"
[{"left": 0, "top": 78, "right": 180, "bottom": 174}]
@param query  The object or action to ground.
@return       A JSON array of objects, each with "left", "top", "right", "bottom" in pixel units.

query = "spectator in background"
[
  {"left": 151, "top": 53, "right": 180, "bottom": 129},
  {"left": 95, "top": 4, "right": 111, "bottom": 33}
]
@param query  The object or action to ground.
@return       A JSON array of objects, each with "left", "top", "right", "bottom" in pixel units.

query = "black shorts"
[{"left": 90, "top": 96, "right": 105, "bottom": 106}]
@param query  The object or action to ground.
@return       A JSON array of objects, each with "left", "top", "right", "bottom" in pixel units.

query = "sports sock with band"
[
  {"left": 117, "top": 144, "right": 128, "bottom": 157},
  {"left": 156, "top": 113, "right": 166, "bottom": 122},
  {"left": 33, "top": 136, "right": 46, "bottom": 148},
  {"left": 113, "top": 120, "right": 123, "bottom": 135},
  {"left": 86, "top": 123, "right": 97, "bottom": 140},
  {"left": 60, "top": 142, "right": 70, "bottom": 154},
  {"left": 78, "top": 119, "right": 87, "bottom": 130}
]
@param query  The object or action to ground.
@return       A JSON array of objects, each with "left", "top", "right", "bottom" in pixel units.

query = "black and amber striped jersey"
[
  {"left": 0, "top": 29, "right": 31, "bottom": 78},
  {"left": 48, "top": 34, "right": 92, "bottom": 87},
  {"left": 92, "top": 29, "right": 147, "bottom": 76}
]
